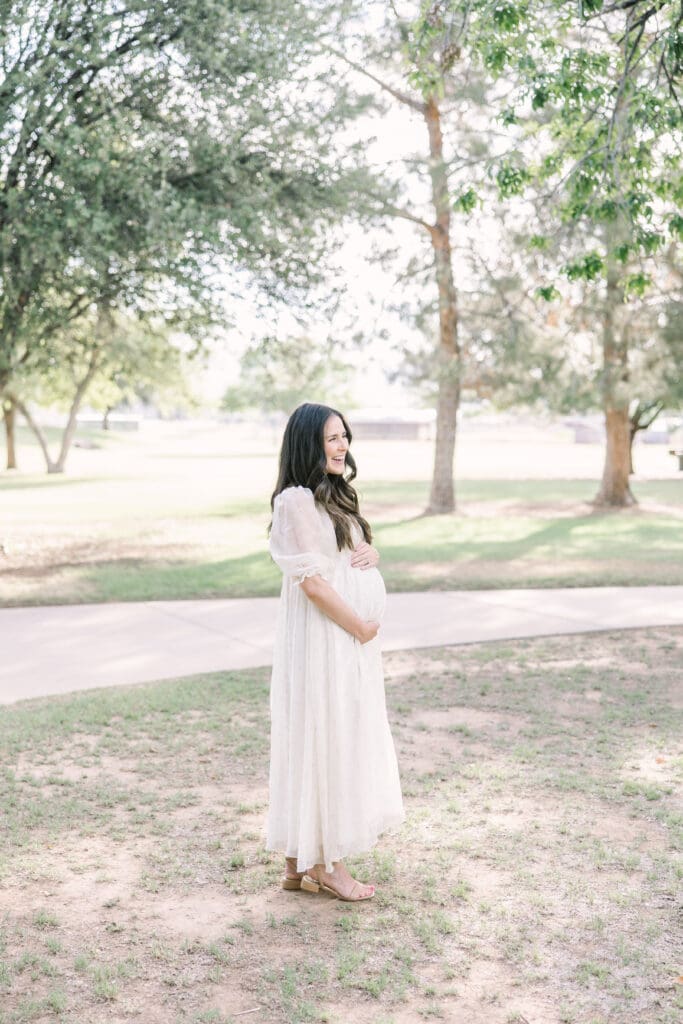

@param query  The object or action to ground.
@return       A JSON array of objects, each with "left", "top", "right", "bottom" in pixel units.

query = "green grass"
[
  {"left": 1, "top": 421, "right": 682, "bottom": 606},
  {"left": 0, "top": 627, "right": 681, "bottom": 1022},
  {"left": 1, "top": 480, "right": 682, "bottom": 605}
]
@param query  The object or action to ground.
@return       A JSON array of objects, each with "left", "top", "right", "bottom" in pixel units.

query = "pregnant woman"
[{"left": 266, "top": 402, "right": 404, "bottom": 902}]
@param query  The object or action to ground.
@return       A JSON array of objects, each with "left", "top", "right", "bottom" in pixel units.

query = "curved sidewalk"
[{"left": 2, "top": 585, "right": 682, "bottom": 705}]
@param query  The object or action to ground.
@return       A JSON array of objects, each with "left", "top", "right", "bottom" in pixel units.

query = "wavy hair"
[{"left": 269, "top": 402, "right": 371, "bottom": 551}]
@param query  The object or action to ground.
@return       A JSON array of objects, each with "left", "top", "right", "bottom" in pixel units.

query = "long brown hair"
[{"left": 270, "top": 402, "right": 371, "bottom": 551}]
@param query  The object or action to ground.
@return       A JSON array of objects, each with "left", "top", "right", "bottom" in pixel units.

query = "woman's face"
[{"left": 323, "top": 414, "right": 349, "bottom": 475}]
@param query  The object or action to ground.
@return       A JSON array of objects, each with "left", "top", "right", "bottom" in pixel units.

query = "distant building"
[{"left": 347, "top": 408, "right": 435, "bottom": 441}]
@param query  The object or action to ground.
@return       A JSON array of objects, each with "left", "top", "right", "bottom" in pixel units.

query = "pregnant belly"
[{"left": 341, "top": 564, "right": 387, "bottom": 622}]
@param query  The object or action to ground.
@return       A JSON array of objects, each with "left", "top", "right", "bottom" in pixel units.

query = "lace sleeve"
[{"left": 269, "top": 486, "right": 335, "bottom": 585}]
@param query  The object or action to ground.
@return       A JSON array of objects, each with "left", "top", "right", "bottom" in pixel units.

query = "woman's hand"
[
  {"left": 300, "top": 576, "right": 379, "bottom": 644},
  {"left": 350, "top": 541, "right": 380, "bottom": 570},
  {"left": 356, "top": 619, "right": 380, "bottom": 644}
]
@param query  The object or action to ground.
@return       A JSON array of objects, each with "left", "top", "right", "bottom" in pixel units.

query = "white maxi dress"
[{"left": 266, "top": 485, "right": 404, "bottom": 873}]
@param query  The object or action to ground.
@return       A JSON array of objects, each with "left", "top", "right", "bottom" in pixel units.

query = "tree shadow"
[
  {"left": 374, "top": 511, "right": 680, "bottom": 564},
  {"left": 79, "top": 550, "right": 281, "bottom": 602}
]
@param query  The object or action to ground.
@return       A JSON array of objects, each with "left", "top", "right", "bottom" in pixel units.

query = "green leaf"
[
  {"left": 532, "top": 86, "right": 550, "bottom": 109},
  {"left": 580, "top": 0, "right": 604, "bottom": 15},
  {"left": 484, "top": 44, "right": 511, "bottom": 73},
  {"left": 595, "top": 199, "right": 618, "bottom": 222},
  {"left": 564, "top": 252, "right": 604, "bottom": 281},
  {"left": 498, "top": 107, "right": 519, "bottom": 126},
  {"left": 496, "top": 161, "right": 530, "bottom": 198},
  {"left": 623, "top": 272, "right": 651, "bottom": 298},
  {"left": 635, "top": 230, "right": 663, "bottom": 255},
  {"left": 492, "top": 4, "right": 524, "bottom": 32},
  {"left": 452, "top": 188, "right": 478, "bottom": 214},
  {"left": 669, "top": 214, "right": 683, "bottom": 239}
]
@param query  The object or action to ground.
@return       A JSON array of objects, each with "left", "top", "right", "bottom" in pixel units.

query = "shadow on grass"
[
  {"left": 362, "top": 477, "right": 683, "bottom": 508},
  {"left": 83, "top": 550, "right": 281, "bottom": 603},
  {"left": 67, "top": 511, "right": 683, "bottom": 604},
  {"left": 3, "top": 485, "right": 682, "bottom": 607},
  {"left": 374, "top": 511, "right": 682, "bottom": 563}
]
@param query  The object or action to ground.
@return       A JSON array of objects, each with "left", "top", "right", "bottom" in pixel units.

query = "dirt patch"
[
  {"left": 442, "top": 959, "right": 557, "bottom": 1024},
  {"left": 0, "top": 628, "right": 681, "bottom": 1023},
  {"left": 143, "top": 889, "right": 262, "bottom": 939},
  {"left": 621, "top": 747, "right": 679, "bottom": 785},
  {"left": 14, "top": 752, "right": 143, "bottom": 786},
  {"left": 0, "top": 517, "right": 233, "bottom": 575},
  {"left": 412, "top": 705, "right": 528, "bottom": 737}
]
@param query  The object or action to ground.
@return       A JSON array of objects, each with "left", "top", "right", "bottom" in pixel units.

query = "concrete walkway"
[{"left": 2, "top": 586, "right": 682, "bottom": 705}]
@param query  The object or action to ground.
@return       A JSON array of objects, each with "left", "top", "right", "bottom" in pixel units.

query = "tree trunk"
[
  {"left": 53, "top": 351, "right": 101, "bottom": 472},
  {"left": 424, "top": 96, "right": 461, "bottom": 514},
  {"left": 7, "top": 351, "right": 100, "bottom": 474},
  {"left": 597, "top": 408, "right": 635, "bottom": 504},
  {"left": 103, "top": 406, "right": 112, "bottom": 430},
  {"left": 628, "top": 400, "right": 664, "bottom": 475},
  {"left": 594, "top": 252, "right": 635, "bottom": 507},
  {"left": 333, "top": 59, "right": 461, "bottom": 513},
  {"left": 3, "top": 397, "right": 18, "bottom": 469},
  {"left": 9, "top": 393, "right": 60, "bottom": 472}
]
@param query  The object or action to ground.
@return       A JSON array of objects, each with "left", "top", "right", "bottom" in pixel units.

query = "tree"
[
  {"left": 222, "top": 335, "right": 354, "bottom": 416},
  {"left": 6, "top": 309, "right": 201, "bottom": 472},
  {"left": 85, "top": 322, "right": 200, "bottom": 425},
  {"left": 7, "top": 304, "right": 116, "bottom": 473},
  {"left": 333, "top": 2, "right": 680, "bottom": 512},
  {"left": 347, "top": 1, "right": 680, "bottom": 509},
  {"left": 0, "top": 1, "right": 371, "bottom": 436},
  {"left": 438, "top": 217, "right": 683, "bottom": 482},
  {"left": 324, "top": 2, "right": 524, "bottom": 513},
  {"left": 452, "top": 0, "right": 683, "bottom": 505}
]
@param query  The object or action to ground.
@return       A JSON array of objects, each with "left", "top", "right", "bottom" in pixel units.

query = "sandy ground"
[{"left": 0, "top": 627, "right": 681, "bottom": 1024}]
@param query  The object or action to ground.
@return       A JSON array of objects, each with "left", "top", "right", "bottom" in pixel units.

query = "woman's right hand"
[{"left": 356, "top": 619, "right": 380, "bottom": 644}]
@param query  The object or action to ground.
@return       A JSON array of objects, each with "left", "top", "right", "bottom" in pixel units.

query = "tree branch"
[
  {"left": 383, "top": 202, "right": 437, "bottom": 236},
  {"left": 324, "top": 45, "right": 426, "bottom": 113}
]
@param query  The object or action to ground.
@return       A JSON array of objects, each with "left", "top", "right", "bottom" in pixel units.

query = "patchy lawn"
[
  {"left": 1, "top": 627, "right": 681, "bottom": 1023},
  {"left": 2, "top": 475, "right": 682, "bottom": 606},
  {"left": 2, "top": 420, "right": 682, "bottom": 605}
]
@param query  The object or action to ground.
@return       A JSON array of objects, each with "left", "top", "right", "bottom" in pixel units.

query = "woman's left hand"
[{"left": 350, "top": 541, "right": 380, "bottom": 570}]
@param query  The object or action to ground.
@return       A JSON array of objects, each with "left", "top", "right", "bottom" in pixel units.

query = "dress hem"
[{"left": 266, "top": 810, "right": 406, "bottom": 873}]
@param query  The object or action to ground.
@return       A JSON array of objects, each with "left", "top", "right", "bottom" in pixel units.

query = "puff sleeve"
[{"left": 269, "top": 486, "right": 335, "bottom": 585}]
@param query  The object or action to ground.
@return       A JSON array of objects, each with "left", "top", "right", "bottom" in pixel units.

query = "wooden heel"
[
  {"left": 281, "top": 877, "right": 302, "bottom": 890},
  {"left": 300, "top": 874, "right": 320, "bottom": 893}
]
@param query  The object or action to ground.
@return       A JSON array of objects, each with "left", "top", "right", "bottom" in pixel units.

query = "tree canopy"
[{"left": 0, "top": 0, "right": 368, "bottom": 391}]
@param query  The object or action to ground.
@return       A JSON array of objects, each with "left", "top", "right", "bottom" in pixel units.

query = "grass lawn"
[
  {"left": 1, "top": 420, "right": 682, "bottom": 606},
  {"left": 0, "top": 628, "right": 681, "bottom": 1023}
]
